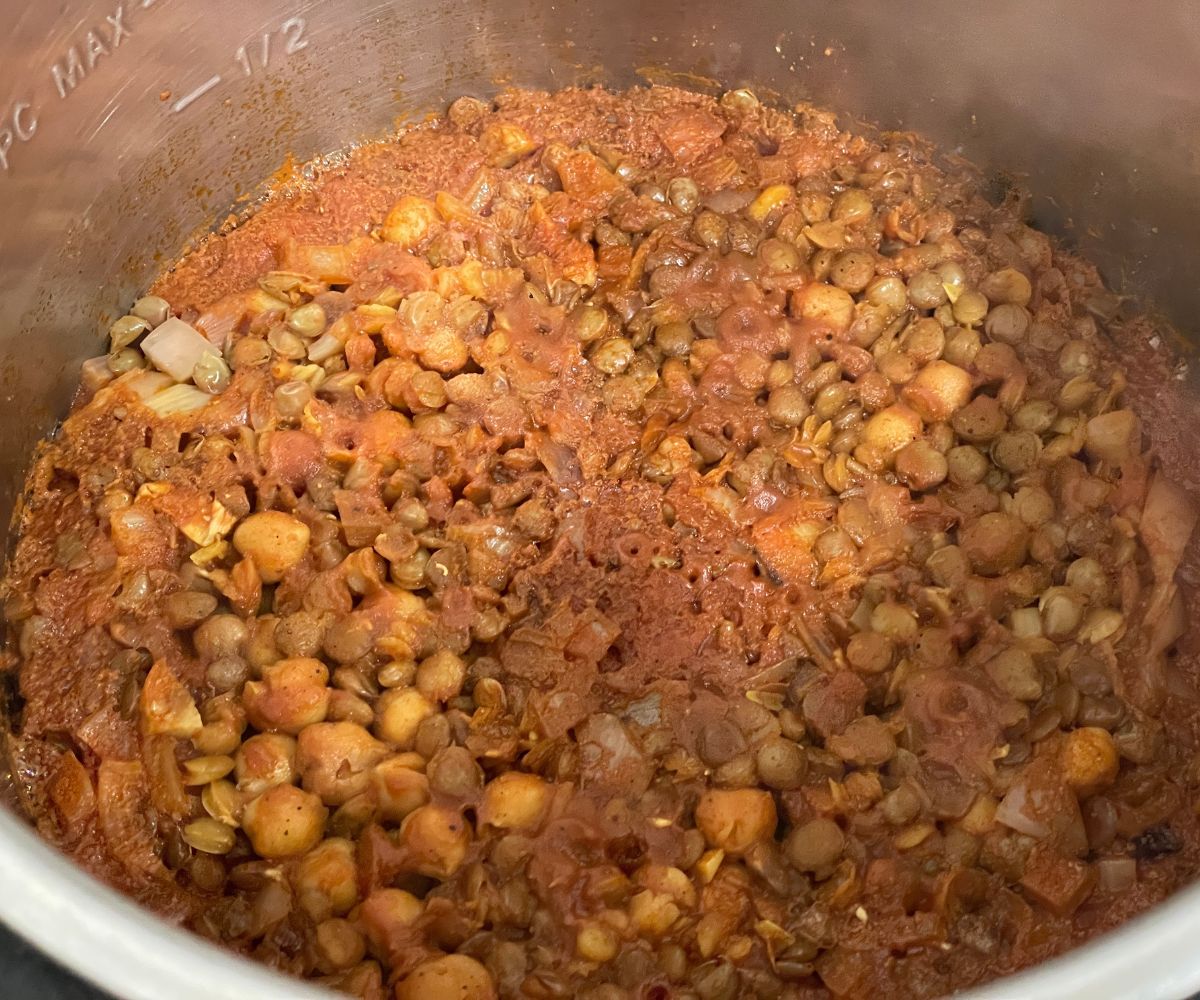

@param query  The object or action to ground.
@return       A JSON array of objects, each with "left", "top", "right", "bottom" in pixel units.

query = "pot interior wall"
[{"left": 0, "top": 3, "right": 1198, "bottom": 996}]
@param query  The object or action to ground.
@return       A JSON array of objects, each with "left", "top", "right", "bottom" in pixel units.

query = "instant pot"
[{"left": 1, "top": 1, "right": 1198, "bottom": 997}]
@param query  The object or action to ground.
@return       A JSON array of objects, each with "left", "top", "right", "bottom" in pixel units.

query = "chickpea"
[
  {"left": 294, "top": 837, "right": 359, "bottom": 915},
  {"left": 901, "top": 361, "right": 972, "bottom": 423},
  {"left": 395, "top": 954, "right": 496, "bottom": 1000},
  {"left": 860, "top": 404, "right": 922, "bottom": 456},
  {"left": 382, "top": 195, "right": 440, "bottom": 248},
  {"left": 694, "top": 788, "right": 776, "bottom": 854},
  {"left": 193, "top": 693, "right": 247, "bottom": 755},
  {"left": 577, "top": 922, "right": 620, "bottom": 963},
  {"left": 479, "top": 772, "right": 551, "bottom": 830},
  {"left": 628, "top": 890, "right": 682, "bottom": 938},
  {"left": 952, "top": 289, "right": 989, "bottom": 326},
  {"left": 1062, "top": 727, "right": 1120, "bottom": 797},
  {"left": 814, "top": 526, "right": 856, "bottom": 564},
  {"left": 895, "top": 439, "right": 948, "bottom": 490},
  {"left": 793, "top": 283, "right": 855, "bottom": 334},
  {"left": 855, "top": 371, "right": 894, "bottom": 413},
  {"left": 959, "top": 512, "right": 1029, "bottom": 576},
  {"left": 747, "top": 183, "right": 795, "bottom": 223},
  {"left": 828, "top": 715, "right": 897, "bottom": 767},
  {"left": 401, "top": 804, "right": 472, "bottom": 878},
  {"left": 235, "top": 733, "right": 298, "bottom": 795},
  {"left": 952, "top": 394, "right": 1007, "bottom": 443},
  {"left": 232, "top": 511, "right": 310, "bottom": 583},
  {"left": 242, "top": 784, "right": 328, "bottom": 858},
  {"left": 316, "top": 917, "right": 366, "bottom": 971},
  {"left": 900, "top": 317, "right": 946, "bottom": 365},
  {"left": 877, "top": 350, "right": 918, "bottom": 386},
  {"left": 1010, "top": 486, "right": 1056, "bottom": 527},
  {"left": 943, "top": 326, "right": 982, "bottom": 368},
  {"left": 360, "top": 888, "right": 424, "bottom": 957},
  {"left": 416, "top": 649, "right": 467, "bottom": 703},
  {"left": 375, "top": 688, "right": 437, "bottom": 748},
  {"left": 371, "top": 757, "right": 431, "bottom": 822},
  {"left": 974, "top": 342, "right": 1021, "bottom": 383},
  {"left": 733, "top": 352, "right": 770, "bottom": 394},
  {"left": 418, "top": 327, "right": 470, "bottom": 374},
  {"left": 243, "top": 658, "right": 331, "bottom": 734},
  {"left": 296, "top": 722, "right": 389, "bottom": 806}
]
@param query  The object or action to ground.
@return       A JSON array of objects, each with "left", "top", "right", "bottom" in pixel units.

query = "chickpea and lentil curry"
[{"left": 4, "top": 86, "right": 1200, "bottom": 999}]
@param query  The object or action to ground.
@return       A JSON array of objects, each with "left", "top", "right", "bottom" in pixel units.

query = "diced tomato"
[{"left": 655, "top": 109, "right": 727, "bottom": 165}]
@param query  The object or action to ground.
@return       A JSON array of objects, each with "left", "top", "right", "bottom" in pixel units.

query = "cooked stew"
[{"left": 4, "top": 86, "right": 1199, "bottom": 999}]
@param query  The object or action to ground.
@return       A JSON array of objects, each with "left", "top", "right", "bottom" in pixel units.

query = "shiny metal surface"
[{"left": 0, "top": 1, "right": 1198, "bottom": 997}]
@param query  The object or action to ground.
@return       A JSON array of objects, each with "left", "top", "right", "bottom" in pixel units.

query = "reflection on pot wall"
[{"left": 1, "top": 0, "right": 1198, "bottom": 533}]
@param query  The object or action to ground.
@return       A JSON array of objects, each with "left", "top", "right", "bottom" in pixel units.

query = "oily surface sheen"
[{"left": 4, "top": 86, "right": 1200, "bottom": 1000}]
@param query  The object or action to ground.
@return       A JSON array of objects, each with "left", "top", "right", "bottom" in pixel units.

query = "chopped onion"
[
  {"left": 194, "top": 308, "right": 238, "bottom": 349},
  {"left": 1084, "top": 409, "right": 1141, "bottom": 465},
  {"left": 1140, "top": 472, "right": 1199, "bottom": 622},
  {"left": 307, "top": 331, "right": 345, "bottom": 363},
  {"left": 704, "top": 188, "right": 755, "bottom": 213},
  {"left": 1096, "top": 857, "right": 1137, "bottom": 893},
  {"left": 1141, "top": 473, "right": 1198, "bottom": 582},
  {"left": 80, "top": 355, "right": 114, "bottom": 394},
  {"left": 280, "top": 241, "right": 354, "bottom": 284},
  {"left": 623, "top": 693, "right": 662, "bottom": 727},
  {"left": 1150, "top": 587, "right": 1188, "bottom": 656},
  {"left": 121, "top": 370, "right": 174, "bottom": 400},
  {"left": 145, "top": 384, "right": 212, "bottom": 416},
  {"left": 995, "top": 781, "right": 1052, "bottom": 839},
  {"left": 530, "top": 431, "right": 582, "bottom": 487},
  {"left": 141, "top": 316, "right": 216, "bottom": 381}
]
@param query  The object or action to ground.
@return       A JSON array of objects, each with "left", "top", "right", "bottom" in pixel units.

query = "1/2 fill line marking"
[{"left": 171, "top": 75, "right": 222, "bottom": 113}]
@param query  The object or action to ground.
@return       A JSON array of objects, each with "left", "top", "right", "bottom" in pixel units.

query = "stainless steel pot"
[{"left": 1, "top": 2, "right": 1198, "bottom": 997}]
